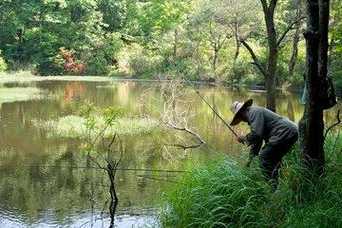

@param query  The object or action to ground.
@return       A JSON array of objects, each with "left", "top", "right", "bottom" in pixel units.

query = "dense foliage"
[
  {"left": 331, "top": 0, "right": 342, "bottom": 89},
  {"left": 0, "top": 51, "right": 7, "bottom": 72},
  {"left": 0, "top": 0, "right": 341, "bottom": 89}
]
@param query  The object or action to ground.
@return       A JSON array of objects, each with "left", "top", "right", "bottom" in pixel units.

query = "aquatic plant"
[
  {"left": 161, "top": 134, "right": 342, "bottom": 227},
  {"left": 0, "top": 72, "right": 113, "bottom": 84},
  {"left": 32, "top": 115, "right": 161, "bottom": 139},
  {"left": 0, "top": 87, "right": 43, "bottom": 104}
]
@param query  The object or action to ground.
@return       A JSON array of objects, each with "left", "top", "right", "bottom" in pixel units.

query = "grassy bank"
[{"left": 161, "top": 133, "right": 342, "bottom": 227}]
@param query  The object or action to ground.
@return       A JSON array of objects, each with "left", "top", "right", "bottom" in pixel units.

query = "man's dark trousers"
[{"left": 259, "top": 133, "right": 299, "bottom": 187}]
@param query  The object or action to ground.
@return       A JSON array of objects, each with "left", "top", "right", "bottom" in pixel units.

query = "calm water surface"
[{"left": 0, "top": 79, "right": 340, "bottom": 227}]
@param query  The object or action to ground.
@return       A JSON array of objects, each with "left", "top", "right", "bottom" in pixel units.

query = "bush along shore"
[{"left": 161, "top": 133, "right": 342, "bottom": 228}]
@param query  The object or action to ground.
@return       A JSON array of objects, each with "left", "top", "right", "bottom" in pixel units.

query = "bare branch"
[
  {"left": 277, "top": 16, "right": 306, "bottom": 47},
  {"left": 88, "top": 153, "right": 106, "bottom": 170},
  {"left": 165, "top": 123, "right": 206, "bottom": 147},
  {"left": 240, "top": 39, "right": 267, "bottom": 76},
  {"left": 107, "top": 133, "right": 117, "bottom": 153},
  {"left": 166, "top": 143, "right": 204, "bottom": 150},
  {"left": 160, "top": 80, "right": 206, "bottom": 151},
  {"left": 92, "top": 113, "right": 118, "bottom": 145},
  {"left": 218, "top": 33, "right": 233, "bottom": 50}
]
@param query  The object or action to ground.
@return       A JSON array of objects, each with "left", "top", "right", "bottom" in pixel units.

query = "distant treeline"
[{"left": 0, "top": 0, "right": 342, "bottom": 89}]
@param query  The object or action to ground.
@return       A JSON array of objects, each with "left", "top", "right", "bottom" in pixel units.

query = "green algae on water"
[
  {"left": 0, "top": 87, "right": 43, "bottom": 104},
  {"left": 32, "top": 115, "right": 161, "bottom": 138}
]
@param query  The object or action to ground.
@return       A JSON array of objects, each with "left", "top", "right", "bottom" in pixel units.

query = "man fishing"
[{"left": 230, "top": 99, "right": 298, "bottom": 188}]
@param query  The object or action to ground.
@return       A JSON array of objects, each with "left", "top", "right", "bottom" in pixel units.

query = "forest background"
[{"left": 1, "top": 0, "right": 342, "bottom": 92}]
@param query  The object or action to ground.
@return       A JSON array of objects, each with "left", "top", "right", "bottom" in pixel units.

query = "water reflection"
[
  {"left": 0, "top": 80, "right": 340, "bottom": 227},
  {"left": 64, "top": 82, "right": 86, "bottom": 102}
]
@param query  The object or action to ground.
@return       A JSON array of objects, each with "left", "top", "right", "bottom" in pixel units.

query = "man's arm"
[
  {"left": 238, "top": 132, "right": 262, "bottom": 166},
  {"left": 244, "top": 108, "right": 265, "bottom": 165},
  {"left": 244, "top": 134, "right": 263, "bottom": 167},
  {"left": 246, "top": 133, "right": 263, "bottom": 156}
]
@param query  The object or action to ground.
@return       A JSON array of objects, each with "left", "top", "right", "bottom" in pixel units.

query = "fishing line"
[{"left": 0, "top": 164, "right": 188, "bottom": 173}]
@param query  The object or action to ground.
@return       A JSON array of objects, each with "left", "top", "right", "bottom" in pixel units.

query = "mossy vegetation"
[
  {"left": 32, "top": 115, "right": 161, "bottom": 139},
  {"left": 0, "top": 72, "right": 114, "bottom": 84},
  {"left": 0, "top": 87, "right": 43, "bottom": 104}
]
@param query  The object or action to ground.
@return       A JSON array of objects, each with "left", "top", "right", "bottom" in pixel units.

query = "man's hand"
[
  {"left": 246, "top": 159, "right": 252, "bottom": 168},
  {"left": 246, "top": 155, "right": 254, "bottom": 167},
  {"left": 246, "top": 153, "right": 256, "bottom": 167},
  {"left": 237, "top": 135, "right": 246, "bottom": 144}
]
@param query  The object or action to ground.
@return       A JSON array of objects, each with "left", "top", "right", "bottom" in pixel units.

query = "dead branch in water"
[
  {"left": 160, "top": 81, "right": 206, "bottom": 151},
  {"left": 164, "top": 122, "right": 206, "bottom": 150},
  {"left": 106, "top": 135, "right": 123, "bottom": 228},
  {"left": 86, "top": 133, "right": 123, "bottom": 228}
]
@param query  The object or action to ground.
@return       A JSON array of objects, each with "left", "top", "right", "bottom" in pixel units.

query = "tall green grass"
[{"left": 161, "top": 133, "right": 342, "bottom": 227}]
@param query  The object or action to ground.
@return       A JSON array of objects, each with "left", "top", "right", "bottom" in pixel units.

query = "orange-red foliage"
[{"left": 59, "top": 48, "right": 86, "bottom": 75}]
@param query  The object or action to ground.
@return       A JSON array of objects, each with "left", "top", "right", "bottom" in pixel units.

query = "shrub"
[
  {"left": 23, "top": 29, "right": 63, "bottom": 75},
  {"left": 84, "top": 32, "right": 123, "bottom": 76},
  {"left": 128, "top": 49, "right": 162, "bottom": 78},
  {"left": 85, "top": 52, "right": 109, "bottom": 75},
  {"left": 129, "top": 54, "right": 153, "bottom": 76},
  {"left": 0, "top": 53, "right": 7, "bottom": 72},
  {"left": 229, "top": 60, "right": 251, "bottom": 85},
  {"left": 163, "top": 57, "right": 204, "bottom": 81},
  {"left": 35, "top": 57, "right": 64, "bottom": 76}
]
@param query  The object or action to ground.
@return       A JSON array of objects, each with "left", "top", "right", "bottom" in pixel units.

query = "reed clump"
[
  {"left": 161, "top": 133, "right": 342, "bottom": 227},
  {"left": 32, "top": 115, "right": 160, "bottom": 138}
]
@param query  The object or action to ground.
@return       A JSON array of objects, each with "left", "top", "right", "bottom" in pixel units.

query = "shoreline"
[
  {"left": 2, "top": 73, "right": 341, "bottom": 97},
  {"left": 0, "top": 74, "right": 307, "bottom": 97},
  {"left": 0, "top": 73, "right": 283, "bottom": 90}
]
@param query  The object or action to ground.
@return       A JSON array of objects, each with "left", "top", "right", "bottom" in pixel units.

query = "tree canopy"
[{"left": 0, "top": 0, "right": 340, "bottom": 92}]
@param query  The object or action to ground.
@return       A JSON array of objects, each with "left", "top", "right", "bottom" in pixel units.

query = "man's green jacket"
[{"left": 245, "top": 106, "right": 298, "bottom": 155}]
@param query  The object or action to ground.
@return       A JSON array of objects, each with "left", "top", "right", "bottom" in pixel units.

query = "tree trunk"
[
  {"left": 213, "top": 46, "right": 218, "bottom": 74},
  {"left": 107, "top": 164, "right": 118, "bottom": 228},
  {"left": 231, "top": 21, "right": 241, "bottom": 84},
  {"left": 173, "top": 28, "right": 178, "bottom": 62},
  {"left": 289, "top": 3, "right": 303, "bottom": 78},
  {"left": 300, "top": 0, "right": 330, "bottom": 175},
  {"left": 264, "top": 7, "right": 278, "bottom": 112},
  {"left": 233, "top": 22, "right": 240, "bottom": 61},
  {"left": 196, "top": 40, "right": 201, "bottom": 79},
  {"left": 288, "top": 23, "right": 301, "bottom": 78}
]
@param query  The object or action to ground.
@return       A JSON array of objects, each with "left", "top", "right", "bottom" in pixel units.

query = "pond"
[{"left": 0, "top": 77, "right": 340, "bottom": 227}]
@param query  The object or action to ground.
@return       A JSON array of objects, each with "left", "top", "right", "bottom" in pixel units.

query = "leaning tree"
[{"left": 241, "top": 0, "right": 304, "bottom": 112}]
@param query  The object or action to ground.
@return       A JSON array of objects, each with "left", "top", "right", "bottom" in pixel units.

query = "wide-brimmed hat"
[{"left": 230, "top": 99, "right": 253, "bottom": 126}]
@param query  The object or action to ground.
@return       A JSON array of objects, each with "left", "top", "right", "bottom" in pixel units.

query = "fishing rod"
[
  {"left": 195, "top": 89, "right": 256, "bottom": 166},
  {"left": 195, "top": 90, "right": 239, "bottom": 138}
]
